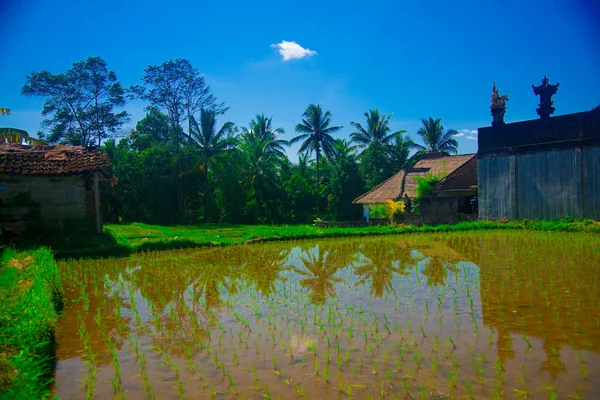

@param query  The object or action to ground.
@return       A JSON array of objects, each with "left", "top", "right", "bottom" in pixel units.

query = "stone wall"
[
  {"left": 420, "top": 197, "right": 459, "bottom": 225},
  {"left": 0, "top": 174, "right": 93, "bottom": 232}
]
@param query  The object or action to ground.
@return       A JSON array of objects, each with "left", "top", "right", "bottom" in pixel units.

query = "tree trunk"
[{"left": 316, "top": 148, "right": 320, "bottom": 216}]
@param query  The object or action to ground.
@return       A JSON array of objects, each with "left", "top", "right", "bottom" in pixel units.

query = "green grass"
[
  {"left": 0, "top": 248, "right": 62, "bottom": 399},
  {"left": 5, "top": 217, "right": 600, "bottom": 260}
]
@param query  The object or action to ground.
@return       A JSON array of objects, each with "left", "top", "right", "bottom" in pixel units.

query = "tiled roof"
[
  {"left": 0, "top": 144, "right": 110, "bottom": 175},
  {"left": 353, "top": 153, "right": 476, "bottom": 204},
  {"left": 435, "top": 155, "right": 478, "bottom": 191}
]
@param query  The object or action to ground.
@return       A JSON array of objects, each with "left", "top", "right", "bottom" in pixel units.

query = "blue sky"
[{"left": 1, "top": 0, "right": 599, "bottom": 158}]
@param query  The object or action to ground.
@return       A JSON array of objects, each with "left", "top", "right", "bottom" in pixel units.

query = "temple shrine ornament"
[
  {"left": 532, "top": 76, "right": 559, "bottom": 119},
  {"left": 490, "top": 81, "right": 509, "bottom": 126}
]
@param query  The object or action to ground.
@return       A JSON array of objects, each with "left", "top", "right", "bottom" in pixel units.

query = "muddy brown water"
[{"left": 52, "top": 230, "right": 600, "bottom": 399}]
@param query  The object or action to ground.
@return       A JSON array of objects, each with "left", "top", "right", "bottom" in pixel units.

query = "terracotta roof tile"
[{"left": 0, "top": 144, "right": 110, "bottom": 175}]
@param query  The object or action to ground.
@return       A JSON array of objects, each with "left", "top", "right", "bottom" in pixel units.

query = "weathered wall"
[
  {"left": 517, "top": 150, "right": 583, "bottom": 219},
  {"left": 421, "top": 197, "right": 458, "bottom": 225},
  {"left": 478, "top": 156, "right": 516, "bottom": 220},
  {"left": 479, "top": 149, "right": 596, "bottom": 220},
  {"left": 0, "top": 174, "right": 92, "bottom": 232},
  {"left": 478, "top": 108, "right": 600, "bottom": 220},
  {"left": 583, "top": 147, "right": 600, "bottom": 219}
]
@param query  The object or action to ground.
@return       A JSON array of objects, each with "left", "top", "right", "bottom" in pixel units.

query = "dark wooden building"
[{"left": 478, "top": 106, "right": 600, "bottom": 220}]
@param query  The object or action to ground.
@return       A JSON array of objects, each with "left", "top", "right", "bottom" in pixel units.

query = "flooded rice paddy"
[{"left": 53, "top": 231, "right": 600, "bottom": 399}]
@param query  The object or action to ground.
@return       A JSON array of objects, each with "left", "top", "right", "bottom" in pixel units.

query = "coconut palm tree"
[
  {"left": 239, "top": 129, "right": 281, "bottom": 221},
  {"left": 290, "top": 104, "right": 343, "bottom": 206},
  {"left": 350, "top": 109, "right": 405, "bottom": 150},
  {"left": 243, "top": 113, "right": 288, "bottom": 159},
  {"left": 188, "top": 108, "right": 235, "bottom": 219},
  {"left": 413, "top": 117, "right": 459, "bottom": 155}
]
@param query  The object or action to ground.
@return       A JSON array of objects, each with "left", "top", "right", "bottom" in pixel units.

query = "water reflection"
[
  {"left": 288, "top": 245, "right": 343, "bottom": 305},
  {"left": 53, "top": 231, "right": 600, "bottom": 399}
]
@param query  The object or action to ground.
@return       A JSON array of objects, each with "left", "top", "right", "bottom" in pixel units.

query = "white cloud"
[
  {"left": 271, "top": 41, "right": 317, "bottom": 61},
  {"left": 455, "top": 133, "right": 464, "bottom": 137},
  {"left": 459, "top": 128, "right": 478, "bottom": 135},
  {"left": 466, "top": 135, "right": 477, "bottom": 140}
]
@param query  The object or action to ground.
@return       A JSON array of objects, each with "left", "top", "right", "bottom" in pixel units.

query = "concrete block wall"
[{"left": 0, "top": 174, "right": 90, "bottom": 231}]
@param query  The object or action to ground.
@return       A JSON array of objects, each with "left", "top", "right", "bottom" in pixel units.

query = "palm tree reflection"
[
  {"left": 291, "top": 245, "right": 342, "bottom": 305},
  {"left": 353, "top": 245, "right": 412, "bottom": 297},
  {"left": 420, "top": 256, "right": 458, "bottom": 287}
]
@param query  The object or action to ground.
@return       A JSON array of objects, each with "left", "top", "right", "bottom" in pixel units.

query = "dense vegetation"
[
  {"left": 19, "top": 57, "right": 464, "bottom": 225},
  {"left": 0, "top": 248, "right": 62, "bottom": 399}
]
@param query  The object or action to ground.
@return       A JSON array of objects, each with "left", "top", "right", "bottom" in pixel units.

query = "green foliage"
[
  {"left": 326, "top": 140, "right": 364, "bottom": 221},
  {"left": 21, "top": 56, "right": 129, "bottom": 147},
  {"left": 129, "top": 107, "right": 174, "bottom": 151},
  {"left": 369, "top": 204, "right": 388, "bottom": 219},
  {"left": 291, "top": 104, "right": 343, "bottom": 214},
  {"left": 413, "top": 117, "right": 459, "bottom": 155},
  {"left": 351, "top": 110, "right": 416, "bottom": 190},
  {"left": 130, "top": 58, "right": 226, "bottom": 129},
  {"left": 0, "top": 248, "right": 62, "bottom": 398},
  {"left": 413, "top": 171, "right": 447, "bottom": 214}
]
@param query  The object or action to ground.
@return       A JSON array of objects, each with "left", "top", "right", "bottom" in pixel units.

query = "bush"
[{"left": 0, "top": 248, "right": 62, "bottom": 399}]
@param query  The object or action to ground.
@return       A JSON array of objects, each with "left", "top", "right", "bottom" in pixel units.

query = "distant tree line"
[{"left": 21, "top": 57, "right": 460, "bottom": 224}]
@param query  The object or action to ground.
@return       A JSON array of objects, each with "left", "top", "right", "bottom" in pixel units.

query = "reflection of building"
[{"left": 475, "top": 234, "right": 600, "bottom": 376}]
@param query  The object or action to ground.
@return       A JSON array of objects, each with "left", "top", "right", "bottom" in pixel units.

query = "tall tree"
[
  {"left": 239, "top": 122, "right": 285, "bottom": 221},
  {"left": 351, "top": 109, "right": 408, "bottom": 189},
  {"left": 350, "top": 109, "right": 404, "bottom": 149},
  {"left": 188, "top": 109, "right": 235, "bottom": 221},
  {"left": 21, "top": 56, "right": 129, "bottom": 147},
  {"left": 326, "top": 139, "right": 364, "bottom": 220},
  {"left": 290, "top": 104, "right": 343, "bottom": 209},
  {"left": 243, "top": 113, "right": 288, "bottom": 158},
  {"left": 129, "top": 107, "right": 173, "bottom": 151},
  {"left": 131, "top": 58, "right": 226, "bottom": 139},
  {"left": 414, "top": 117, "right": 459, "bottom": 155}
]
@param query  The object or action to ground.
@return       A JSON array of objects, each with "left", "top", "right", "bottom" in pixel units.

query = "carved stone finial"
[
  {"left": 532, "top": 76, "right": 559, "bottom": 119},
  {"left": 491, "top": 81, "right": 509, "bottom": 126}
]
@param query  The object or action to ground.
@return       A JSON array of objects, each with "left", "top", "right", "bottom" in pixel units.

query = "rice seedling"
[{"left": 48, "top": 231, "right": 600, "bottom": 399}]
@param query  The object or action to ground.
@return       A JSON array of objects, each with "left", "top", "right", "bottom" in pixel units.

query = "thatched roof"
[
  {"left": 435, "top": 155, "right": 478, "bottom": 191},
  {"left": 353, "top": 153, "right": 476, "bottom": 204},
  {"left": 0, "top": 143, "right": 110, "bottom": 175}
]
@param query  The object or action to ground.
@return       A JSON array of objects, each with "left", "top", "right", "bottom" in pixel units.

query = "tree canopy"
[{"left": 21, "top": 56, "right": 129, "bottom": 147}]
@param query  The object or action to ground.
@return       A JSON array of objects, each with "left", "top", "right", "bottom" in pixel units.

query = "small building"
[
  {"left": 353, "top": 152, "right": 477, "bottom": 223},
  {"left": 478, "top": 106, "right": 600, "bottom": 220},
  {"left": 0, "top": 143, "right": 111, "bottom": 234}
]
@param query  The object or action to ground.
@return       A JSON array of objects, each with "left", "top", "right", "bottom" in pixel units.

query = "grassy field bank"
[
  {"left": 4, "top": 218, "right": 600, "bottom": 259},
  {"left": 52, "top": 218, "right": 600, "bottom": 258},
  {"left": 0, "top": 248, "right": 62, "bottom": 399}
]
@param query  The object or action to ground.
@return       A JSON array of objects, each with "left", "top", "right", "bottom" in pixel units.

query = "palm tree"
[
  {"left": 290, "top": 104, "right": 343, "bottom": 207},
  {"left": 239, "top": 129, "right": 281, "bottom": 221},
  {"left": 331, "top": 138, "right": 358, "bottom": 165},
  {"left": 413, "top": 117, "right": 459, "bottom": 155},
  {"left": 243, "top": 113, "right": 288, "bottom": 158},
  {"left": 350, "top": 109, "right": 405, "bottom": 150},
  {"left": 188, "top": 108, "right": 235, "bottom": 219}
]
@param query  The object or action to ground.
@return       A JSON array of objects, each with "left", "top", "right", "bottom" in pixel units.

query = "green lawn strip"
[
  {"left": 8, "top": 218, "right": 599, "bottom": 260},
  {"left": 0, "top": 248, "right": 62, "bottom": 399},
  {"left": 106, "top": 218, "right": 600, "bottom": 253}
]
